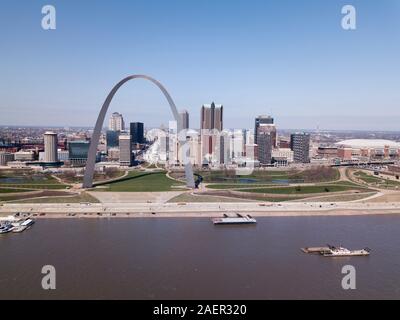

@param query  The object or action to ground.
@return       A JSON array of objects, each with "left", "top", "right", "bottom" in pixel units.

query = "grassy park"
[
  {"left": 198, "top": 166, "right": 339, "bottom": 185},
  {"left": 207, "top": 183, "right": 278, "bottom": 190},
  {"left": 232, "top": 184, "right": 368, "bottom": 194},
  {"left": 168, "top": 193, "right": 247, "bottom": 203},
  {"left": 0, "top": 187, "right": 34, "bottom": 193},
  {"left": 197, "top": 181, "right": 373, "bottom": 202},
  {"left": 56, "top": 167, "right": 125, "bottom": 184},
  {"left": 9, "top": 192, "right": 100, "bottom": 204},
  {"left": 93, "top": 171, "right": 185, "bottom": 192},
  {"left": 353, "top": 170, "right": 400, "bottom": 189},
  {"left": 201, "top": 167, "right": 393, "bottom": 202},
  {"left": 0, "top": 170, "right": 69, "bottom": 190},
  {"left": 0, "top": 190, "right": 78, "bottom": 203},
  {"left": 0, "top": 166, "right": 382, "bottom": 203}
]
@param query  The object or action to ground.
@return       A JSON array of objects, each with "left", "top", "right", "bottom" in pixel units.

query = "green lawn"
[
  {"left": 384, "top": 180, "right": 400, "bottom": 187},
  {"left": 206, "top": 173, "right": 346, "bottom": 191},
  {"left": 0, "top": 173, "right": 58, "bottom": 184},
  {"left": 0, "top": 184, "right": 68, "bottom": 190},
  {"left": 304, "top": 192, "right": 377, "bottom": 202},
  {"left": 10, "top": 192, "right": 100, "bottom": 204},
  {"left": 330, "top": 181, "right": 363, "bottom": 187},
  {"left": 94, "top": 171, "right": 185, "bottom": 192},
  {"left": 199, "top": 170, "right": 291, "bottom": 183},
  {"left": 354, "top": 171, "right": 400, "bottom": 187},
  {"left": 167, "top": 193, "right": 248, "bottom": 203},
  {"left": 0, "top": 172, "right": 69, "bottom": 189},
  {"left": 207, "top": 183, "right": 280, "bottom": 189},
  {"left": 198, "top": 167, "right": 339, "bottom": 184},
  {"left": 0, "top": 188, "right": 34, "bottom": 193},
  {"left": 236, "top": 185, "right": 365, "bottom": 195},
  {"left": 0, "top": 190, "right": 75, "bottom": 202},
  {"left": 354, "top": 171, "right": 382, "bottom": 183},
  {"left": 56, "top": 170, "right": 126, "bottom": 184}
]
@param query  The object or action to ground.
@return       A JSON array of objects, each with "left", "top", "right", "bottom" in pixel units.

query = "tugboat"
[{"left": 323, "top": 244, "right": 370, "bottom": 257}]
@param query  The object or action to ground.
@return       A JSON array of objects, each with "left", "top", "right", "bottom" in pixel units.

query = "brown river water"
[{"left": 1, "top": 215, "right": 400, "bottom": 299}]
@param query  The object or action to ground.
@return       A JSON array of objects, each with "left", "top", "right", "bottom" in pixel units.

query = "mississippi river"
[{"left": 1, "top": 215, "right": 400, "bottom": 299}]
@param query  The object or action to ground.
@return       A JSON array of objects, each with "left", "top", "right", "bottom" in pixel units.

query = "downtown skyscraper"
[
  {"left": 108, "top": 112, "right": 125, "bottom": 131},
  {"left": 290, "top": 132, "right": 310, "bottom": 163},
  {"left": 130, "top": 122, "right": 144, "bottom": 144},
  {"left": 257, "top": 132, "right": 272, "bottom": 165},
  {"left": 179, "top": 110, "right": 189, "bottom": 130},
  {"left": 119, "top": 134, "right": 133, "bottom": 166},
  {"left": 43, "top": 131, "right": 58, "bottom": 163},
  {"left": 254, "top": 115, "right": 274, "bottom": 144},
  {"left": 200, "top": 102, "right": 223, "bottom": 131}
]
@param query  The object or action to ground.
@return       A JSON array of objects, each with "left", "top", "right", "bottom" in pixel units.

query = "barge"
[
  {"left": 0, "top": 215, "right": 35, "bottom": 234},
  {"left": 323, "top": 245, "right": 370, "bottom": 257},
  {"left": 302, "top": 244, "right": 370, "bottom": 257},
  {"left": 212, "top": 214, "right": 256, "bottom": 225}
]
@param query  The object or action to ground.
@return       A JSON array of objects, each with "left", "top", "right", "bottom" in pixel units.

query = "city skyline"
[
  {"left": 1, "top": 0, "right": 400, "bottom": 130},
  {"left": 3, "top": 0, "right": 400, "bottom": 304}
]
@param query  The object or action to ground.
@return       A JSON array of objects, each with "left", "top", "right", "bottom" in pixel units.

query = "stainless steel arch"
[{"left": 82, "top": 74, "right": 195, "bottom": 189}]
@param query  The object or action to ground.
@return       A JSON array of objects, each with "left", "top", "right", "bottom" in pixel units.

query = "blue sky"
[{"left": 1, "top": 0, "right": 399, "bottom": 130}]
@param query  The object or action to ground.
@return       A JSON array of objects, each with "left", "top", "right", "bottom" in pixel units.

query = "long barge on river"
[
  {"left": 301, "top": 244, "right": 370, "bottom": 257},
  {"left": 212, "top": 213, "right": 257, "bottom": 225}
]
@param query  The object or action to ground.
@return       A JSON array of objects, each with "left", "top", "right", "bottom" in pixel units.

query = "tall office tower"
[
  {"left": 245, "top": 144, "right": 258, "bottom": 160},
  {"left": 219, "top": 130, "right": 232, "bottom": 165},
  {"left": 106, "top": 130, "right": 120, "bottom": 149},
  {"left": 200, "top": 130, "right": 221, "bottom": 165},
  {"left": 119, "top": 135, "right": 133, "bottom": 166},
  {"left": 159, "top": 136, "right": 170, "bottom": 161},
  {"left": 44, "top": 131, "right": 58, "bottom": 163},
  {"left": 179, "top": 110, "right": 189, "bottom": 130},
  {"left": 245, "top": 129, "right": 255, "bottom": 145},
  {"left": 130, "top": 122, "right": 144, "bottom": 144},
  {"left": 187, "top": 134, "right": 202, "bottom": 166},
  {"left": 219, "top": 135, "right": 225, "bottom": 165},
  {"left": 108, "top": 112, "right": 125, "bottom": 131},
  {"left": 232, "top": 129, "right": 245, "bottom": 158},
  {"left": 258, "top": 132, "right": 272, "bottom": 165},
  {"left": 68, "top": 140, "right": 90, "bottom": 167},
  {"left": 290, "top": 132, "right": 310, "bottom": 163},
  {"left": 257, "top": 123, "right": 277, "bottom": 148},
  {"left": 200, "top": 102, "right": 223, "bottom": 131},
  {"left": 254, "top": 115, "right": 274, "bottom": 144}
]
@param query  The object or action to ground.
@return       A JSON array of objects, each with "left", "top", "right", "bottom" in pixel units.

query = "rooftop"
[{"left": 335, "top": 139, "right": 400, "bottom": 148}]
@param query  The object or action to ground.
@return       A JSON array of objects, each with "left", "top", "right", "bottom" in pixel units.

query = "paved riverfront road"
[{"left": 1, "top": 201, "right": 400, "bottom": 217}]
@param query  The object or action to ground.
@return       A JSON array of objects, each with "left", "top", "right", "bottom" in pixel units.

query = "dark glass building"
[
  {"left": 106, "top": 130, "right": 120, "bottom": 149},
  {"left": 68, "top": 140, "right": 90, "bottom": 167},
  {"left": 130, "top": 122, "right": 144, "bottom": 144}
]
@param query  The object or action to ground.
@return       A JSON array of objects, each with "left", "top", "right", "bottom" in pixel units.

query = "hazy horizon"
[{"left": 1, "top": 115, "right": 400, "bottom": 132}]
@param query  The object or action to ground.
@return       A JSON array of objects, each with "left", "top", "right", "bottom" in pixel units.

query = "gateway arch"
[{"left": 82, "top": 74, "right": 195, "bottom": 189}]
